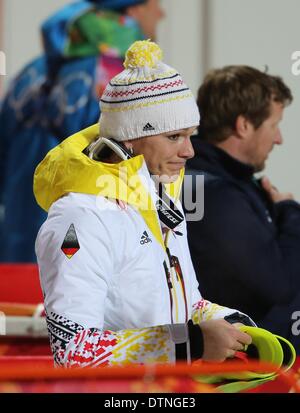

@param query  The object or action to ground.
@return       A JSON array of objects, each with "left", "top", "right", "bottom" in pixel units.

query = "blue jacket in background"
[{"left": 0, "top": 1, "right": 144, "bottom": 262}]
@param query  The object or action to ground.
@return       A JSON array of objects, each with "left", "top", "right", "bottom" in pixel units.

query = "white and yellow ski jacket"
[{"left": 34, "top": 124, "right": 254, "bottom": 367}]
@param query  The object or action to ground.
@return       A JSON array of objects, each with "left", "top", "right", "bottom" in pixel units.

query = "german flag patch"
[{"left": 61, "top": 224, "right": 80, "bottom": 259}]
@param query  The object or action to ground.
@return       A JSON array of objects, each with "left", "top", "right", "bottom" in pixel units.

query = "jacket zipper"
[
  {"left": 166, "top": 247, "right": 179, "bottom": 321},
  {"left": 164, "top": 241, "right": 188, "bottom": 323},
  {"left": 163, "top": 260, "right": 174, "bottom": 324}
]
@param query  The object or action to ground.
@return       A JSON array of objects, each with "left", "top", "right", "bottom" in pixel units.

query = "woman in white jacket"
[{"left": 34, "top": 40, "right": 253, "bottom": 368}]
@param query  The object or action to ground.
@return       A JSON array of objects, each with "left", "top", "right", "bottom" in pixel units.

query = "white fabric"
[
  {"left": 36, "top": 168, "right": 200, "bottom": 332},
  {"left": 99, "top": 59, "right": 200, "bottom": 141},
  {"left": 36, "top": 163, "right": 253, "bottom": 337}
]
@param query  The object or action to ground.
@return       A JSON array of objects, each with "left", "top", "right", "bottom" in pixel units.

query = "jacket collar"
[
  {"left": 34, "top": 123, "right": 184, "bottom": 250},
  {"left": 188, "top": 136, "right": 255, "bottom": 181}
]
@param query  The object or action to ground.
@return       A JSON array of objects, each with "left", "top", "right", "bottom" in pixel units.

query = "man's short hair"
[{"left": 197, "top": 65, "right": 293, "bottom": 143}]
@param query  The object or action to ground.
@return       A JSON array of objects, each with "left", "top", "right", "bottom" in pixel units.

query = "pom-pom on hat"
[{"left": 99, "top": 40, "right": 200, "bottom": 141}]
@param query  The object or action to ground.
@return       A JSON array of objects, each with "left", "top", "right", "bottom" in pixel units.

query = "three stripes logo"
[
  {"left": 143, "top": 123, "right": 155, "bottom": 132},
  {"left": 61, "top": 224, "right": 80, "bottom": 259},
  {"left": 140, "top": 231, "right": 152, "bottom": 245}
]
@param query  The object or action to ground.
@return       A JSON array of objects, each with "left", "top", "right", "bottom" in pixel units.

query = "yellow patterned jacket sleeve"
[
  {"left": 191, "top": 299, "right": 255, "bottom": 326},
  {"left": 46, "top": 312, "right": 175, "bottom": 368}
]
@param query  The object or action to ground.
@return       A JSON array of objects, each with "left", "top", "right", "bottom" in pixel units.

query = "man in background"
[
  {"left": 186, "top": 65, "right": 300, "bottom": 350},
  {"left": 0, "top": 0, "right": 164, "bottom": 262}
]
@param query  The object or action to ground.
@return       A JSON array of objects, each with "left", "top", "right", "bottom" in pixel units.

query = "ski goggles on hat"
[{"left": 86, "top": 137, "right": 185, "bottom": 230}]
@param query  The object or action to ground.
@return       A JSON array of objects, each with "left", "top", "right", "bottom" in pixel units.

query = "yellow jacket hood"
[{"left": 34, "top": 124, "right": 184, "bottom": 247}]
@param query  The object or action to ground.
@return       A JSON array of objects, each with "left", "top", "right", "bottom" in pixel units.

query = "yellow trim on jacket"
[{"left": 34, "top": 124, "right": 184, "bottom": 250}]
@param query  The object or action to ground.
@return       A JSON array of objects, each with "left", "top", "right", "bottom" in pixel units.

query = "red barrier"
[
  {"left": 0, "top": 356, "right": 53, "bottom": 367},
  {"left": 0, "top": 264, "right": 43, "bottom": 304},
  {"left": 0, "top": 359, "right": 298, "bottom": 393},
  {"left": 0, "top": 337, "right": 51, "bottom": 356}
]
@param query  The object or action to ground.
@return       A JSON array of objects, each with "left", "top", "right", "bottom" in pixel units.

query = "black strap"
[
  {"left": 156, "top": 182, "right": 184, "bottom": 230},
  {"left": 175, "top": 321, "right": 204, "bottom": 362},
  {"left": 224, "top": 311, "right": 254, "bottom": 326}
]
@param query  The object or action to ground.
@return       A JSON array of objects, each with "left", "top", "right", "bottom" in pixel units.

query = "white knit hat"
[{"left": 99, "top": 40, "right": 200, "bottom": 141}]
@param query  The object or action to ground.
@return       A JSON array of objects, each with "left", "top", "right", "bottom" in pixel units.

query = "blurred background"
[{"left": 0, "top": 0, "right": 299, "bottom": 196}]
